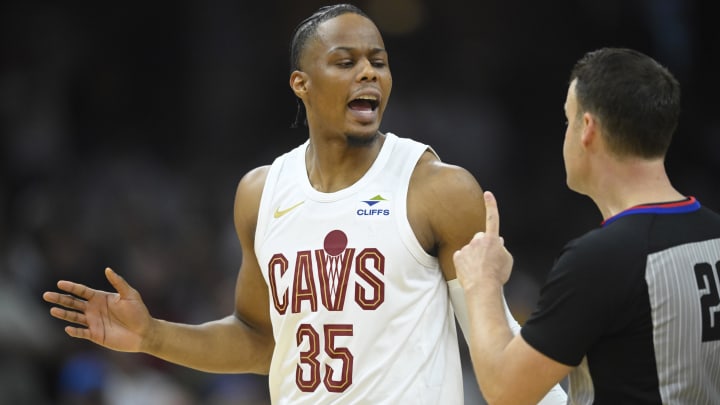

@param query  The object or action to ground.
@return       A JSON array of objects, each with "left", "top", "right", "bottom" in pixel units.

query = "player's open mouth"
[{"left": 348, "top": 96, "right": 379, "bottom": 112}]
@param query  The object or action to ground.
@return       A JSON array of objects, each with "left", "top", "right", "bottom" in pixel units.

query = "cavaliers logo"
[{"left": 267, "top": 230, "right": 385, "bottom": 314}]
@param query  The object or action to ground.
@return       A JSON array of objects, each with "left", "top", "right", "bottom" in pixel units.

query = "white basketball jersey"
[{"left": 254, "top": 133, "right": 463, "bottom": 404}]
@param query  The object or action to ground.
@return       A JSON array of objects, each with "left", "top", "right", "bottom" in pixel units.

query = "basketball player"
[
  {"left": 42, "top": 4, "right": 567, "bottom": 404},
  {"left": 454, "top": 48, "right": 720, "bottom": 404}
]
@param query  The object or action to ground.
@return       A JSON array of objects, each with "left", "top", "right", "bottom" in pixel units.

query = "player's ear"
[{"left": 290, "top": 71, "right": 308, "bottom": 98}]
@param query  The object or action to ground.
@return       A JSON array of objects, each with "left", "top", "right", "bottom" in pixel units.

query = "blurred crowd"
[{"left": 1, "top": 0, "right": 717, "bottom": 404}]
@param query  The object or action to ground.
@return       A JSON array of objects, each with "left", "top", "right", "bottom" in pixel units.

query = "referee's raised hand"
[{"left": 453, "top": 191, "right": 513, "bottom": 289}]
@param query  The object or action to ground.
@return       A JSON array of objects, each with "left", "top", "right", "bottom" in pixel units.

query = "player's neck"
[{"left": 305, "top": 132, "right": 385, "bottom": 193}]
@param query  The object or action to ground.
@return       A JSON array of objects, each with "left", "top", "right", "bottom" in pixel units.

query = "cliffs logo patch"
[
  {"left": 357, "top": 194, "right": 390, "bottom": 217},
  {"left": 363, "top": 195, "right": 387, "bottom": 206}
]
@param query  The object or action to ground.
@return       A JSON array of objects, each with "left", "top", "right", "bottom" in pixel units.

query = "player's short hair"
[
  {"left": 288, "top": 4, "right": 371, "bottom": 128},
  {"left": 569, "top": 48, "right": 681, "bottom": 159},
  {"left": 289, "top": 4, "right": 370, "bottom": 72}
]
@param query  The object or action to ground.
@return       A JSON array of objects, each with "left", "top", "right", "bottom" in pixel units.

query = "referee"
[{"left": 454, "top": 47, "right": 720, "bottom": 405}]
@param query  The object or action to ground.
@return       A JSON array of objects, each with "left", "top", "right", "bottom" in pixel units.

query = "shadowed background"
[{"left": 1, "top": 0, "right": 717, "bottom": 404}]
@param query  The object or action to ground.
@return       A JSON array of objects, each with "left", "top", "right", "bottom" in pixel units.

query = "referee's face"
[{"left": 563, "top": 80, "right": 587, "bottom": 194}]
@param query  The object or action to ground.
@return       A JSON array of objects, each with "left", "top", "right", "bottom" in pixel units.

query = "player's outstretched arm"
[
  {"left": 43, "top": 166, "right": 275, "bottom": 374},
  {"left": 43, "top": 267, "right": 150, "bottom": 352}
]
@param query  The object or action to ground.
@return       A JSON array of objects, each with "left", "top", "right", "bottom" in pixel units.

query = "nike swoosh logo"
[{"left": 273, "top": 201, "right": 305, "bottom": 218}]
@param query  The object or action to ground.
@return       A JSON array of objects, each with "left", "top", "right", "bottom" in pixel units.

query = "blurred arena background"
[{"left": 1, "top": 0, "right": 717, "bottom": 403}]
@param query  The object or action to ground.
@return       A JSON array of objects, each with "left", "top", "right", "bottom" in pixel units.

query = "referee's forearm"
[{"left": 464, "top": 281, "right": 515, "bottom": 401}]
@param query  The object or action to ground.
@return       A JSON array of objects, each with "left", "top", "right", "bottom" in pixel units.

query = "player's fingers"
[
  {"left": 42, "top": 291, "right": 64, "bottom": 305},
  {"left": 49, "top": 307, "right": 89, "bottom": 327},
  {"left": 56, "top": 280, "right": 96, "bottom": 301},
  {"left": 64, "top": 325, "right": 92, "bottom": 341},
  {"left": 484, "top": 191, "right": 500, "bottom": 236},
  {"left": 105, "top": 267, "right": 134, "bottom": 298},
  {"left": 43, "top": 291, "right": 88, "bottom": 312}
]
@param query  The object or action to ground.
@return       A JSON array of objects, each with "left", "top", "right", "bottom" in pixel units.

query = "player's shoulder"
[
  {"left": 412, "top": 151, "right": 481, "bottom": 194},
  {"left": 234, "top": 165, "right": 271, "bottom": 212},
  {"left": 237, "top": 165, "right": 271, "bottom": 192}
]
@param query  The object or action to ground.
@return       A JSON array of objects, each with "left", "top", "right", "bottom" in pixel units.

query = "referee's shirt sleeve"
[{"left": 520, "top": 228, "right": 646, "bottom": 366}]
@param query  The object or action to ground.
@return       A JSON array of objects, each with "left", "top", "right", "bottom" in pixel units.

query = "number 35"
[{"left": 296, "top": 324, "right": 354, "bottom": 392}]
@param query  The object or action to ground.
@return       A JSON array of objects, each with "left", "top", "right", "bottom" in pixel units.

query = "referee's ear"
[{"left": 581, "top": 111, "right": 600, "bottom": 150}]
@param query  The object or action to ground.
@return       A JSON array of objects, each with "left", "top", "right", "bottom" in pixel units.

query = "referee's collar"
[{"left": 602, "top": 196, "right": 700, "bottom": 227}]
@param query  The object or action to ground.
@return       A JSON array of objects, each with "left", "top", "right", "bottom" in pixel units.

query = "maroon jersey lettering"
[
  {"left": 354, "top": 247, "right": 385, "bottom": 310},
  {"left": 268, "top": 253, "right": 289, "bottom": 314},
  {"left": 316, "top": 230, "right": 355, "bottom": 311},
  {"left": 293, "top": 250, "right": 318, "bottom": 313},
  {"left": 296, "top": 324, "right": 321, "bottom": 392}
]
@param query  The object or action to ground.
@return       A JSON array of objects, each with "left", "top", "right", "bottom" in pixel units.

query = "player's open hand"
[
  {"left": 453, "top": 191, "right": 513, "bottom": 289},
  {"left": 42, "top": 267, "right": 151, "bottom": 353}
]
